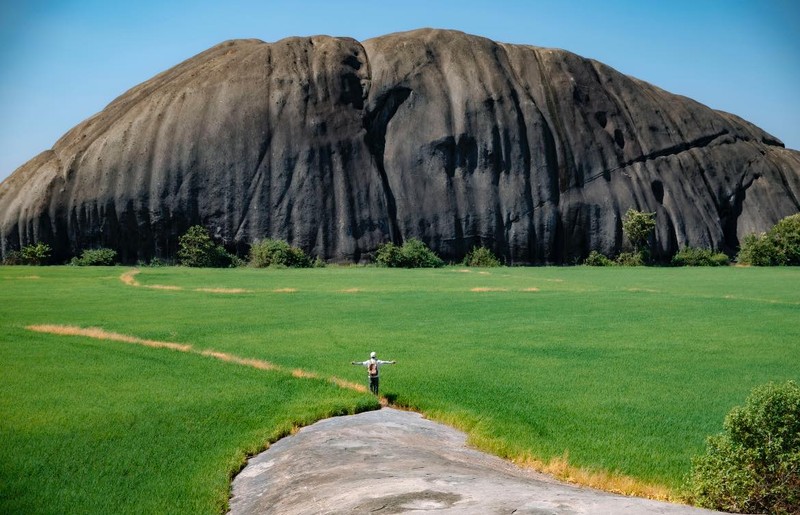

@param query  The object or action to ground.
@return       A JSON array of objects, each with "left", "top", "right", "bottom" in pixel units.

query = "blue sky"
[{"left": 1, "top": 0, "right": 798, "bottom": 183}]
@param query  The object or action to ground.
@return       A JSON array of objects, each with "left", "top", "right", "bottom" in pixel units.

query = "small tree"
[
  {"left": 177, "top": 226, "right": 236, "bottom": 268},
  {"left": 20, "top": 243, "right": 52, "bottom": 265},
  {"left": 622, "top": 208, "right": 656, "bottom": 257},
  {"left": 687, "top": 380, "right": 800, "bottom": 514}
]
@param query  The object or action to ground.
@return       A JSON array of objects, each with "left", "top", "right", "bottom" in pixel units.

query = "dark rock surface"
[
  {"left": 2, "top": 29, "right": 799, "bottom": 264},
  {"left": 228, "top": 408, "right": 723, "bottom": 514}
]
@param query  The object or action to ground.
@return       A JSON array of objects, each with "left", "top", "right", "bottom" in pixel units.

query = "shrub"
[
  {"left": 463, "top": 246, "right": 502, "bottom": 267},
  {"left": 397, "top": 238, "right": 444, "bottom": 268},
  {"left": 249, "top": 239, "right": 312, "bottom": 268},
  {"left": 375, "top": 242, "right": 403, "bottom": 267},
  {"left": 687, "top": 380, "right": 800, "bottom": 514},
  {"left": 19, "top": 243, "right": 52, "bottom": 265},
  {"left": 177, "top": 226, "right": 236, "bottom": 268},
  {"left": 615, "top": 251, "right": 645, "bottom": 266},
  {"left": 622, "top": 208, "right": 656, "bottom": 255},
  {"left": 770, "top": 213, "right": 800, "bottom": 265},
  {"left": 737, "top": 233, "right": 776, "bottom": 266},
  {"left": 375, "top": 238, "right": 444, "bottom": 268},
  {"left": 71, "top": 248, "right": 118, "bottom": 266},
  {"left": 671, "top": 247, "right": 729, "bottom": 267},
  {"left": 584, "top": 250, "right": 614, "bottom": 266},
  {"left": 737, "top": 213, "right": 800, "bottom": 266}
]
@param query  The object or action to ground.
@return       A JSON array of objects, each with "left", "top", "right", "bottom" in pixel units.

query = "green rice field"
[{"left": 1, "top": 265, "right": 798, "bottom": 513}]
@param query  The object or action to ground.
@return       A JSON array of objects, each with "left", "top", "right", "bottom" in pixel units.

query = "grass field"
[{"left": 1, "top": 265, "right": 798, "bottom": 512}]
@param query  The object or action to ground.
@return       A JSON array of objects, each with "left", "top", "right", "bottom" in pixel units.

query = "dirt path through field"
[
  {"left": 28, "top": 324, "right": 723, "bottom": 512},
  {"left": 25, "top": 324, "right": 366, "bottom": 393},
  {"left": 229, "top": 408, "right": 722, "bottom": 514},
  {"left": 120, "top": 269, "right": 255, "bottom": 293}
]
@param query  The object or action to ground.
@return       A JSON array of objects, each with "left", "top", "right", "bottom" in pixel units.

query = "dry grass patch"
[
  {"left": 195, "top": 287, "right": 250, "bottom": 294},
  {"left": 513, "top": 453, "right": 675, "bottom": 502},
  {"left": 119, "top": 270, "right": 184, "bottom": 291},
  {"left": 521, "top": 287, "right": 540, "bottom": 292},
  {"left": 292, "top": 369, "right": 319, "bottom": 379},
  {"left": 273, "top": 288, "right": 297, "bottom": 293},
  {"left": 340, "top": 288, "right": 361, "bottom": 293},
  {"left": 471, "top": 287, "right": 509, "bottom": 292},
  {"left": 119, "top": 269, "right": 140, "bottom": 286},
  {"left": 329, "top": 376, "right": 369, "bottom": 394},
  {"left": 27, "top": 325, "right": 192, "bottom": 352}
]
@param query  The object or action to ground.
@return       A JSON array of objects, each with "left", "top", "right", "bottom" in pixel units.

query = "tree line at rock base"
[{"left": 4, "top": 212, "right": 799, "bottom": 268}]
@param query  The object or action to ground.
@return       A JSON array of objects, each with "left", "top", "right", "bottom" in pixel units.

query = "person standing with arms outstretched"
[{"left": 352, "top": 351, "right": 396, "bottom": 395}]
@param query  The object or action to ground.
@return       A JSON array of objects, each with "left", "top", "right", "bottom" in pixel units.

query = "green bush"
[
  {"left": 177, "top": 226, "right": 237, "bottom": 268},
  {"left": 738, "top": 233, "right": 777, "bottom": 266},
  {"left": 687, "top": 380, "right": 800, "bottom": 514},
  {"left": 738, "top": 213, "right": 800, "bottom": 266},
  {"left": 615, "top": 251, "right": 645, "bottom": 267},
  {"left": 770, "top": 213, "right": 800, "bottom": 265},
  {"left": 671, "top": 247, "right": 729, "bottom": 267},
  {"left": 375, "top": 242, "right": 403, "bottom": 267},
  {"left": 18, "top": 243, "right": 52, "bottom": 265},
  {"left": 249, "top": 239, "right": 312, "bottom": 268},
  {"left": 71, "top": 248, "right": 118, "bottom": 266},
  {"left": 375, "top": 238, "right": 444, "bottom": 268},
  {"left": 584, "top": 250, "right": 615, "bottom": 266},
  {"left": 622, "top": 208, "right": 656, "bottom": 255},
  {"left": 463, "top": 246, "right": 502, "bottom": 267}
]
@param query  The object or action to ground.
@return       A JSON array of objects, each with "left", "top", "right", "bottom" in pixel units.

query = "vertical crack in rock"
[{"left": 363, "top": 87, "right": 411, "bottom": 246}]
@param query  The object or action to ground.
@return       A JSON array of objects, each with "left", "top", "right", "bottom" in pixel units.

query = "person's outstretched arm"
[{"left": 377, "top": 360, "right": 396, "bottom": 365}]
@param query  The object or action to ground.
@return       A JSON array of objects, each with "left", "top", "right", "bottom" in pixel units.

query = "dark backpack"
[{"left": 368, "top": 360, "right": 378, "bottom": 377}]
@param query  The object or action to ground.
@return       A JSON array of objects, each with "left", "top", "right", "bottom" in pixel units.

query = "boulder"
[{"left": 2, "top": 29, "right": 798, "bottom": 264}]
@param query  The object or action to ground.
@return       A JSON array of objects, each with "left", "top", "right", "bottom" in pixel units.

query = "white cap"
[{"left": 370, "top": 351, "right": 376, "bottom": 358}]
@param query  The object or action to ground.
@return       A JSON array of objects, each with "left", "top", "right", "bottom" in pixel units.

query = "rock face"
[
  {"left": 230, "top": 408, "right": 722, "bottom": 514},
  {"left": 2, "top": 29, "right": 799, "bottom": 264}
]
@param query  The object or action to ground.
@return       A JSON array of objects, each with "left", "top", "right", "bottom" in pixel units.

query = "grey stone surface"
[
  {"left": 2, "top": 29, "right": 799, "bottom": 264},
  {"left": 229, "top": 408, "right": 723, "bottom": 514}
]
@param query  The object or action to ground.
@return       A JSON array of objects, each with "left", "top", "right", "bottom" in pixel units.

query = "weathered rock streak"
[{"left": 2, "top": 29, "right": 799, "bottom": 263}]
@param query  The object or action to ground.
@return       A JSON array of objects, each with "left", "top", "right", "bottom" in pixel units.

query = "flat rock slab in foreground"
[{"left": 229, "top": 408, "right": 721, "bottom": 514}]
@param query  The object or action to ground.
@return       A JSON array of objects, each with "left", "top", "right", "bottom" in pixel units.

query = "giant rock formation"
[{"left": 1, "top": 29, "right": 799, "bottom": 264}]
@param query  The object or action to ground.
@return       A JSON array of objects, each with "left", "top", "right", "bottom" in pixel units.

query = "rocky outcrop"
[{"left": 1, "top": 29, "right": 798, "bottom": 264}]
